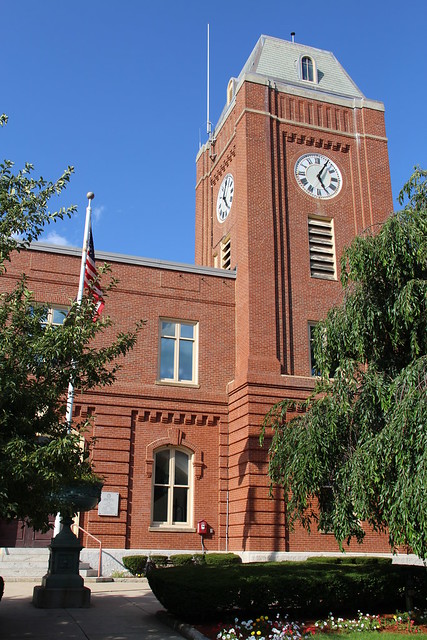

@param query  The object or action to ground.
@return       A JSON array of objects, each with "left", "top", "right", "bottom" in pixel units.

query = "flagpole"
[
  {"left": 54, "top": 192, "right": 94, "bottom": 536},
  {"left": 65, "top": 192, "right": 94, "bottom": 428}
]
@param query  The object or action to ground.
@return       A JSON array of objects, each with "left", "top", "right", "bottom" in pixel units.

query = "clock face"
[
  {"left": 294, "top": 153, "right": 342, "bottom": 199},
  {"left": 216, "top": 173, "right": 234, "bottom": 222}
]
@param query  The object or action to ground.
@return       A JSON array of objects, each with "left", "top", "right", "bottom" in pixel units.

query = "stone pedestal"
[
  {"left": 32, "top": 514, "right": 91, "bottom": 608},
  {"left": 32, "top": 585, "right": 91, "bottom": 608}
]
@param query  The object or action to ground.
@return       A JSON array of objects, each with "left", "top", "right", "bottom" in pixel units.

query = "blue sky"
[{"left": 1, "top": 0, "right": 426, "bottom": 264}]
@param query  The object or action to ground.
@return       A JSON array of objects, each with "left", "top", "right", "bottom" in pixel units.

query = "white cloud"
[
  {"left": 43, "top": 231, "right": 70, "bottom": 246},
  {"left": 93, "top": 204, "right": 105, "bottom": 224}
]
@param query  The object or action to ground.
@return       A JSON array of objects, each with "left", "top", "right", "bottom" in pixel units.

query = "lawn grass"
[{"left": 344, "top": 634, "right": 427, "bottom": 639}]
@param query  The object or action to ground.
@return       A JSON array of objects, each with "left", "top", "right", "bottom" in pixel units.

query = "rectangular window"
[
  {"left": 159, "top": 320, "right": 198, "bottom": 384},
  {"left": 309, "top": 323, "right": 320, "bottom": 376},
  {"left": 309, "top": 322, "right": 337, "bottom": 378},
  {"left": 308, "top": 217, "right": 336, "bottom": 279},
  {"left": 41, "top": 305, "right": 68, "bottom": 328},
  {"left": 152, "top": 448, "right": 192, "bottom": 527}
]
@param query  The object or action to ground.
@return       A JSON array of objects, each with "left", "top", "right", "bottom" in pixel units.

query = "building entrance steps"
[{"left": 0, "top": 548, "right": 98, "bottom": 579}]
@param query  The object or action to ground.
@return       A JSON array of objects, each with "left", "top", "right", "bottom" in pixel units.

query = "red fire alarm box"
[{"left": 197, "top": 519, "right": 208, "bottom": 535}]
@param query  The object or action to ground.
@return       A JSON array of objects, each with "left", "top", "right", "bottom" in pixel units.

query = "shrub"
[
  {"left": 193, "top": 553, "right": 206, "bottom": 565},
  {"left": 147, "top": 560, "right": 427, "bottom": 624},
  {"left": 170, "top": 554, "right": 195, "bottom": 566},
  {"left": 204, "top": 553, "right": 242, "bottom": 566},
  {"left": 150, "top": 554, "right": 168, "bottom": 566},
  {"left": 122, "top": 555, "right": 147, "bottom": 576},
  {"left": 305, "top": 556, "right": 391, "bottom": 565}
]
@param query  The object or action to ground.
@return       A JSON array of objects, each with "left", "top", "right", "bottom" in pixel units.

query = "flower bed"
[{"left": 196, "top": 609, "right": 427, "bottom": 640}]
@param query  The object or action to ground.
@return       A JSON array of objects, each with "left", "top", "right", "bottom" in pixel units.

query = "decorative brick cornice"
[
  {"left": 211, "top": 147, "right": 236, "bottom": 186},
  {"left": 286, "top": 132, "right": 349, "bottom": 153},
  {"left": 77, "top": 405, "right": 95, "bottom": 420},
  {"left": 137, "top": 410, "right": 219, "bottom": 427}
]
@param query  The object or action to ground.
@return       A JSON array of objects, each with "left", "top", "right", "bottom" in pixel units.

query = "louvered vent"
[
  {"left": 221, "top": 237, "right": 231, "bottom": 270},
  {"left": 308, "top": 217, "right": 336, "bottom": 279}
]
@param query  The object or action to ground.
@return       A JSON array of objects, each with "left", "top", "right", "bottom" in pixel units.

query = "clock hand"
[{"left": 317, "top": 159, "right": 329, "bottom": 180}]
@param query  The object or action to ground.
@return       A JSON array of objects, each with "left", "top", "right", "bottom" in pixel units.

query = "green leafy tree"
[
  {"left": 262, "top": 168, "right": 427, "bottom": 558},
  {"left": 0, "top": 114, "right": 143, "bottom": 530}
]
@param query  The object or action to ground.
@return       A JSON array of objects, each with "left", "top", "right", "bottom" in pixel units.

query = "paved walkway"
[{"left": 0, "top": 579, "right": 202, "bottom": 640}]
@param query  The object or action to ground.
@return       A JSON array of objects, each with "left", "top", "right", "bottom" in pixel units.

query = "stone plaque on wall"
[{"left": 98, "top": 492, "right": 119, "bottom": 516}]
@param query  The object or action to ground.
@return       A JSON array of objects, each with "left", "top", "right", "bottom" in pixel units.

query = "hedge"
[
  {"left": 170, "top": 554, "right": 195, "bottom": 566},
  {"left": 170, "top": 553, "right": 242, "bottom": 567},
  {"left": 204, "top": 553, "right": 242, "bottom": 566},
  {"left": 122, "top": 555, "right": 147, "bottom": 575},
  {"left": 149, "top": 555, "right": 168, "bottom": 566},
  {"left": 305, "top": 556, "right": 391, "bottom": 565},
  {"left": 147, "top": 559, "right": 427, "bottom": 623}
]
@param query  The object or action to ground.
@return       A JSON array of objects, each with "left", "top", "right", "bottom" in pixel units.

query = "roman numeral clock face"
[
  {"left": 294, "top": 153, "right": 342, "bottom": 199},
  {"left": 216, "top": 173, "right": 234, "bottom": 222}
]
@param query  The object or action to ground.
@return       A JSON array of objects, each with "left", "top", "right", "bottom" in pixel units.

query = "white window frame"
[
  {"left": 41, "top": 305, "right": 68, "bottom": 327},
  {"left": 299, "top": 55, "right": 318, "bottom": 83},
  {"left": 151, "top": 446, "right": 193, "bottom": 529},
  {"left": 158, "top": 319, "right": 199, "bottom": 385}
]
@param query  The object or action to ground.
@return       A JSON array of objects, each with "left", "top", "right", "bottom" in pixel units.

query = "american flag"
[{"left": 84, "top": 227, "right": 104, "bottom": 318}]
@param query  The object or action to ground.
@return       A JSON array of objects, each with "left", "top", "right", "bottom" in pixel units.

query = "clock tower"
[{"left": 195, "top": 36, "right": 393, "bottom": 553}]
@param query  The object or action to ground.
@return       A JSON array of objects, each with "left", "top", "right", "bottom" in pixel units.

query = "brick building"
[{"left": 1, "top": 36, "right": 398, "bottom": 564}]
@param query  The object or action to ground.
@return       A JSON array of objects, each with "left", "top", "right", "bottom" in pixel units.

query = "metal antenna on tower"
[{"left": 207, "top": 23, "right": 212, "bottom": 140}]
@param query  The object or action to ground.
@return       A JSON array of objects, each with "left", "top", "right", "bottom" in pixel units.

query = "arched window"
[
  {"left": 301, "top": 56, "right": 314, "bottom": 82},
  {"left": 152, "top": 447, "right": 192, "bottom": 527},
  {"left": 227, "top": 78, "right": 235, "bottom": 105}
]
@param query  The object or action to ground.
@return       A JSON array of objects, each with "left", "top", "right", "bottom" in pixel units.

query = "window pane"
[
  {"left": 309, "top": 325, "right": 319, "bottom": 376},
  {"left": 180, "top": 323, "right": 194, "bottom": 339},
  {"left": 153, "top": 486, "right": 168, "bottom": 522},
  {"left": 173, "top": 487, "right": 188, "bottom": 522},
  {"left": 161, "top": 321, "right": 176, "bottom": 337},
  {"left": 160, "top": 337, "right": 175, "bottom": 379},
  {"left": 302, "top": 57, "right": 314, "bottom": 81},
  {"left": 174, "top": 451, "right": 188, "bottom": 485},
  {"left": 51, "top": 308, "right": 67, "bottom": 325},
  {"left": 154, "top": 449, "right": 170, "bottom": 484},
  {"left": 178, "top": 340, "right": 193, "bottom": 381}
]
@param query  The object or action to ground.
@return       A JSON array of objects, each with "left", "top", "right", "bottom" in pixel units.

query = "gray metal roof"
[
  {"left": 240, "top": 35, "right": 365, "bottom": 100},
  {"left": 28, "top": 242, "right": 236, "bottom": 279},
  {"left": 201, "top": 35, "right": 386, "bottom": 154}
]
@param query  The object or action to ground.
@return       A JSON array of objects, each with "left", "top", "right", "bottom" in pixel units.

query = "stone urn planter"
[
  {"left": 54, "top": 481, "right": 103, "bottom": 515},
  {"left": 33, "top": 481, "right": 103, "bottom": 609}
]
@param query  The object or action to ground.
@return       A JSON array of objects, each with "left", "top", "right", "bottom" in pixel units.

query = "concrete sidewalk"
[{"left": 0, "top": 579, "right": 200, "bottom": 640}]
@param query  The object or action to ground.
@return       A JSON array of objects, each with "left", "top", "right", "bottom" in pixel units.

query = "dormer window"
[
  {"left": 301, "top": 56, "right": 314, "bottom": 82},
  {"left": 227, "top": 78, "right": 236, "bottom": 105}
]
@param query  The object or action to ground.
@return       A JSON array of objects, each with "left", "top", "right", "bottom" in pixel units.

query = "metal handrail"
[{"left": 73, "top": 524, "right": 102, "bottom": 578}]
